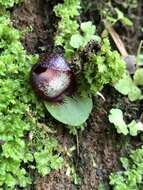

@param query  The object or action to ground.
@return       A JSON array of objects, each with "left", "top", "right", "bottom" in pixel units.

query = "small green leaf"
[
  {"left": 120, "top": 158, "right": 129, "bottom": 169},
  {"left": 108, "top": 108, "right": 128, "bottom": 135},
  {"left": 115, "top": 8, "right": 124, "bottom": 20},
  {"left": 128, "top": 120, "right": 143, "bottom": 136},
  {"left": 134, "top": 68, "right": 143, "bottom": 85},
  {"left": 92, "top": 35, "right": 101, "bottom": 42},
  {"left": 114, "top": 74, "right": 132, "bottom": 95},
  {"left": 128, "top": 120, "right": 139, "bottom": 136},
  {"left": 70, "top": 34, "right": 83, "bottom": 48},
  {"left": 5, "top": 173, "right": 16, "bottom": 187},
  {"left": 128, "top": 85, "right": 142, "bottom": 101},
  {"left": 121, "top": 17, "right": 133, "bottom": 27},
  {"left": 81, "top": 21, "right": 96, "bottom": 35},
  {"left": 44, "top": 95, "right": 93, "bottom": 126},
  {"left": 115, "top": 73, "right": 143, "bottom": 101},
  {"left": 137, "top": 54, "right": 143, "bottom": 66}
]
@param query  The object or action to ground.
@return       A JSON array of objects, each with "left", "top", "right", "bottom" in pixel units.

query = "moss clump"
[
  {"left": 0, "top": 5, "right": 63, "bottom": 189},
  {"left": 79, "top": 38, "right": 125, "bottom": 95}
]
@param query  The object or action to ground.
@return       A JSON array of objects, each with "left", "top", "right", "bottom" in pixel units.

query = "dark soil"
[
  {"left": 11, "top": 0, "right": 143, "bottom": 189},
  {"left": 11, "top": 0, "right": 59, "bottom": 54},
  {"left": 35, "top": 169, "right": 73, "bottom": 190}
]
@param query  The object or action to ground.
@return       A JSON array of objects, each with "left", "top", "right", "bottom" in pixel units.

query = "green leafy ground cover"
[
  {"left": 110, "top": 148, "right": 143, "bottom": 190},
  {"left": 0, "top": 1, "right": 63, "bottom": 189},
  {"left": 109, "top": 108, "right": 143, "bottom": 136}
]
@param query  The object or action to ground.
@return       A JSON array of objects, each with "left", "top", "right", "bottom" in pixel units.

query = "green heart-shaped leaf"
[{"left": 44, "top": 95, "right": 93, "bottom": 126}]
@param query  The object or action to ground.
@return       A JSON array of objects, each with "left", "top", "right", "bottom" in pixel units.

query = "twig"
[{"left": 105, "top": 22, "right": 128, "bottom": 58}]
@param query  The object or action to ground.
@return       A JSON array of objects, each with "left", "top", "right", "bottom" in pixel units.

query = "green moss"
[
  {"left": 110, "top": 147, "right": 143, "bottom": 190},
  {"left": 54, "top": 0, "right": 100, "bottom": 59},
  {"left": 79, "top": 38, "right": 125, "bottom": 94},
  {"left": 0, "top": 6, "right": 63, "bottom": 190}
]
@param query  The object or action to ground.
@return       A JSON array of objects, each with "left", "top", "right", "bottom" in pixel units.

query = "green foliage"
[
  {"left": 0, "top": 10, "right": 63, "bottom": 189},
  {"left": 114, "top": 8, "right": 133, "bottom": 26},
  {"left": 80, "top": 38, "right": 125, "bottom": 94},
  {"left": 32, "top": 127, "right": 63, "bottom": 176},
  {"left": 54, "top": 0, "right": 81, "bottom": 59},
  {"left": 108, "top": 108, "right": 143, "bottom": 136},
  {"left": 114, "top": 71, "right": 143, "bottom": 101},
  {"left": 0, "top": 14, "right": 33, "bottom": 188},
  {"left": 108, "top": 108, "right": 128, "bottom": 135},
  {"left": 45, "top": 95, "right": 93, "bottom": 126},
  {"left": 134, "top": 68, "right": 143, "bottom": 86},
  {"left": 98, "top": 181, "right": 106, "bottom": 190},
  {"left": 137, "top": 54, "right": 143, "bottom": 66},
  {"left": 54, "top": 0, "right": 100, "bottom": 59},
  {"left": 110, "top": 147, "right": 143, "bottom": 190},
  {"left": 103, "top": 7, "right": 133, "bottom": 26},
  {"left": 82, "top": 0, "right": 134, "bottom": 27},
  {"left": 0, "top": 0, "right": 21, "bottom": 8},
  {"left": 103, "top": 0, "right": 135, "bottom": 26}
]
